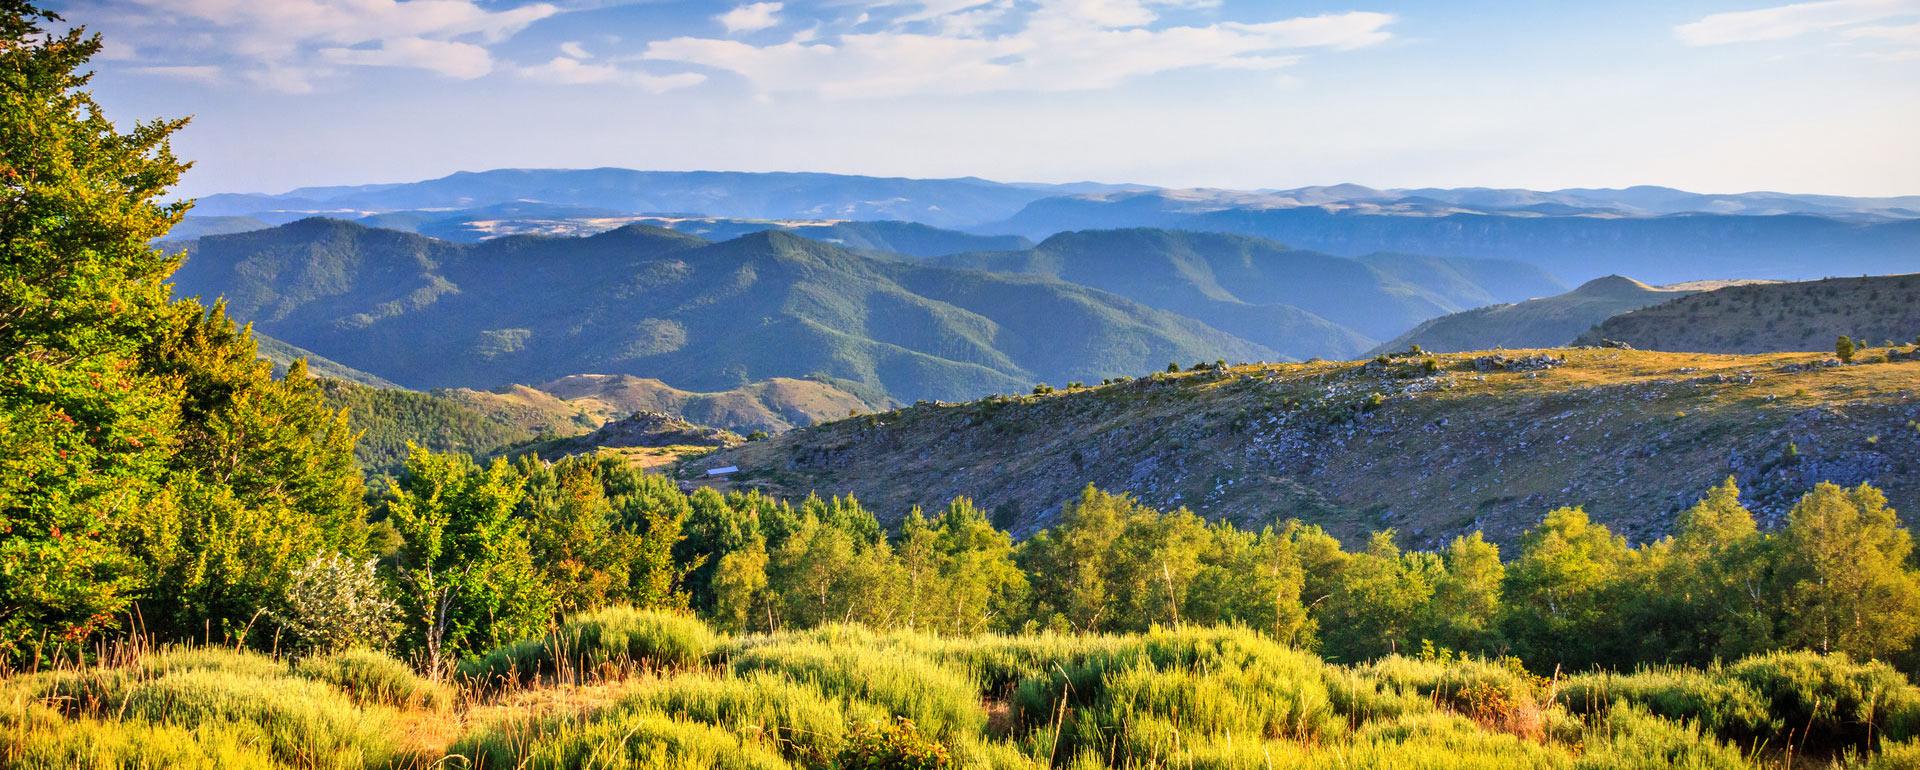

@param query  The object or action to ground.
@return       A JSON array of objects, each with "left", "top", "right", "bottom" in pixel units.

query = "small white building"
[{"left": 705, "top": 466, "right": 739, "bottom": 477}]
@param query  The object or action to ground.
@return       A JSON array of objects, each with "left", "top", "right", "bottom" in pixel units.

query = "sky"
[{"left": 48, "top": 0, "right": 1920, "bottom": 198}]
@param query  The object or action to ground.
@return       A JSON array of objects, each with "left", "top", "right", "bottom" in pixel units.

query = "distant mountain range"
[
  {"left": 181, "top": 169, "right": 1920, "bottom": 288},
  {"left": 171, "top": 219, "right": 1274, "bottom": 403},
  {"left": 191, "top": 168, "right": 1127, "bottom": 229},
  {"left": 1575, "top": 274, "right": 1920, "bottom": 353},
  {"left": 990, "top": 192, "right": 1920, "bottom": 284},
  {"left": 934, "top": 229, "right": 1561, "bottom": 345}
]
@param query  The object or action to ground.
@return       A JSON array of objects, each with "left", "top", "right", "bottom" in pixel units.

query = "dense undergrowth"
[{"left": 7, "top": 608, "right": 1920, "bottom": 769}]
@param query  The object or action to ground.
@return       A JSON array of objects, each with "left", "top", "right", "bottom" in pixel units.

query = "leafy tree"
[
  {"left": 385, "top": 447, "right": 549, "bottom": 676},
  {"left": 1186, "top": 524, "right": 1312, "bottom": 646},
  {"left": 1019, "top": 486, "right": 1133, "bottom": 632},
  {"left": 129, "top": 305, "right": 367, "bottom": 642},
  {"left": 1637, "top": 478, "right": 1772, "bottom": 663},
  {"left": 1501, "top": 507, "right": 1631, "bottom": 670},
  {"left": 0, "top": 0, "right": 187, "bottom": 662},
  {"left": 1773, "top": 482, "right": 1920, "bottom": 659},
  {"left": 707, "top": 532, "right": 769, "bottom": 633},
  {"left": 517, "top": 456, "right": 632, "bottom": 615},
  {"left": 1420, "top": 532, "right": 1505, "bottom": 654},
  {"left": 1320, "top": 530, "right": 1435, "bottom": 660},
  {"left": 1837, "top": 335, "right": 1857, "bottom": 363},
  {"left": 925, "top": 497, "right": 1028, "bottom": 634}
]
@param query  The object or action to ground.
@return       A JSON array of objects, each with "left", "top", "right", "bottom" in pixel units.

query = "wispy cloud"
[
  {"left": 102, "top": 0, "right": 561, "bottom": 91},
  {"left": 645, "top": 3, "right": 1394, "bottom": 98},
  {"left": 718, "top": 2, "right": 784, "bottom": 35},
  {"left": 1675, "top": 0, "right": 1920, "bottom": 48},
  {"left": 518, "top": 56, "right": 707, "bottom": 92},
  {"left": 129, "top": 64, "right": 222, "bottom": 83}
]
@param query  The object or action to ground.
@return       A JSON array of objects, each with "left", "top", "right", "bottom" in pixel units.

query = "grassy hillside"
[
  {"left": 685, "top": 347, "right": 1920, "bottom": 547},
  {"left": 444, "top": 374, "right": 885, "bottom": 436},
  {"left": 1367, "top": 275, "right": 1698, "bottom": 355},
  {"left": 316, "top": 379, "right": 564, "bottom": 475},
  {"left": 1576, "top": 274, "right": 1920, "bottom": 352},
  {"left": 175, "top": 220, "right": 1272, "bottom": 403},
  {"left": 17, "top": 612, "right": 1913, "bottom": 769},
  {"left": 935, "top": 229, "right": 1560, "bottom": 351}
]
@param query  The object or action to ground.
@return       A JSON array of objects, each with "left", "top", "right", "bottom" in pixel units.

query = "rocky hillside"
[
  {"left": 681, "top": 348, "right": 1920, "bottom": 548},
  {"left": 445, "top": 374, "right": 883, "bottom": 436},
  {"left": 1576, "top": 274, "right": 1920, "bottom": 353},
  {"left": 518, "top": 411, "right": 744, "bottom": 470},
  {"left": 1366, "top": 276, "right": 1702, "bottom": 355}
]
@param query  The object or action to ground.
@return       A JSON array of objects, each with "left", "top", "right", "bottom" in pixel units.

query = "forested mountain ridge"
[
  {"left": 685, "top": 347, "right": 1920, "bottom": 548},
  {"left": 936, "top": 228, "right": 1561, "bottom": 346},
  {"left": 987, "top": 194, "right": 1920, "bottom": 284},
  {"left": 1576, "top": 274, "right": 1920, "bottom": 353},
  {"left": 172, "top": 219, "right": 1271, "bottom": 403}
]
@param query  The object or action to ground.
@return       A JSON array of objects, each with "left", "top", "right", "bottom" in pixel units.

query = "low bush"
[
  {"left": 1557, "top": 667, "right": 1776, "bottom": 739},
  {"left": 1726, "top": 651, "right": 1920, "bottom": 749},
  {"left": 462, "top": 606, "right": 716, "bottom": 686},
  {"left": 295, "top": 648, "right": 451, "bottom": 710},
  {"left": 730, "top": 641, "right": 986, "bottom": 739},
  {"left": 450, "top": 707, "right": 795, "bottom": 770}
]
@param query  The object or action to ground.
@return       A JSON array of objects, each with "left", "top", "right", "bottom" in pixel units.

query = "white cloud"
[
  {"left": 109, "top": 0, "right": 560, "bottom": 91},
  {"left": 718, "top": 2, "right": 784, "bottom": 34},
  {"left": 321, "top": 37, "right": 494, "bottom": 78},
  {"left": 519, "top": 56, "right": 707, "bottom": 92},
  {"left": 1844, "top": 20, "right": 1920, "bottom": 41},
  {"left": 129, "top": 64, "right": 222, "bottom": 82},
  {"left": 559, "top": 40, "right": 592, "bottom": 59},
  {"left": 1675, "top": 0, "right": 1920, "bottom": 45},
  {"left": 644, "top": 6, "right": 1394, "bottom": 98}
]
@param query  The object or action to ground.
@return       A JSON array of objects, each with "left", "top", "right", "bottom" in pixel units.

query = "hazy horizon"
[{"left": 49, "top": 0, "right": 1920, "bottom": 200}]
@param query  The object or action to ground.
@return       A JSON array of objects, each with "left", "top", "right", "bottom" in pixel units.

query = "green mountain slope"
[
  {"left": 253, "top": 332, "right": 405, "bottom": 389},
  {"left": 682, "top": 348, "right": 1920, "bottom": 548},
  {"left": 935, "top": 229, "right": 1561, "bottom": 351},
  {"left": 1575, "top": 274, "right": 1920, "bottom": 352},
  {"left": 174, "top": 219, "right": 1272, "bottom": 403},
  {"left": 1367, "top": 275, "right": 1699, "bottom": 355}
]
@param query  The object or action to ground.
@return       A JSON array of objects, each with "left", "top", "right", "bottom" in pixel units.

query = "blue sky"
[{"left": 52, "top": 0, "right": 1920, "bottom": 198}]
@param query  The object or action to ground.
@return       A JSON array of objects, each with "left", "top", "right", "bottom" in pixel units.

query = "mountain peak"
[{"left": 1571, "top": 274, "right": 1658, "bottom": 297}]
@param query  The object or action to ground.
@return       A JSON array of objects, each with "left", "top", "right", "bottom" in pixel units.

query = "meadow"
[{"left": 7, "top": 608, "right": 1920, "bottom": 769}]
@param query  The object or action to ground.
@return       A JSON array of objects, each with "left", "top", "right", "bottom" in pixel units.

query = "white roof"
[{"left": 705, "top": 466, "right": 740, "bottom": 476}]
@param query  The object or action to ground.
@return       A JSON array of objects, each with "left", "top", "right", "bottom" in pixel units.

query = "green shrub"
[
  {"left": 839, "top": 717, "right": 952, "bottom": 770},
  {"left": 451, "top": 708, "right": 794, "bottom": 770},
  {"left": 1726, "top": 651, "right": 1920, "bottom": 748},
  {"left": 730, "top": 640, "right": 985, "bottom": 739},
  {"left": 616, "top": 671, "right": 873, "bottom": 764},
  {"left": 1556, "top": 667, "right": 1775, "bottom": 738},
  {"left": 1573, "top": 704, "right": 1749, "bottom": 770},
  {"left": 462, "top": 607, "right": 716, "bottom": 685},
  {"left": 295, "top": 648, "right": 450, "bottom": 710},
  {"left": 26, "top": 652, "right": 399, "bottom": 769}
]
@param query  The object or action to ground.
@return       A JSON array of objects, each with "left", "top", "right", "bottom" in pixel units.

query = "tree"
[
  {"left": 1420, "top": 532, "right": 1505, "bottom": 654},
  {"left": 273, "top": 552, "right": 397, "bottom": 656},
  {"left": 1837, "top": 335, "right": 1857, "bottom": 363},
  {"left": 385, "top": 448, "right": 550, "bottom": 676},
  {"left": 927, "top": 497, "right": 1028, "bottom": 634},
  {"left": 1774, "top": 482, "right": 1920, "bottom": 659},
  {"left": 1019, "top": 486, "right": 1132, "bottom": 632},
  {"left": 1637, "top": 478, "right": 1771, "bottom": 663},
  {"left": 1186, "top": 525, "right": 1312, "bottom": 646},
  {"left": 1320, "top": 530, "right": 1435, "bottom": 660},
  {"left": 0, "top": 0, "right": 189, "bottom": 662},
  {"left": 1501, "top": 507, "right": 1631, "bottom": 670},
  {"left": 517, "top": 456, "right": 632, "bottom": 616}
]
